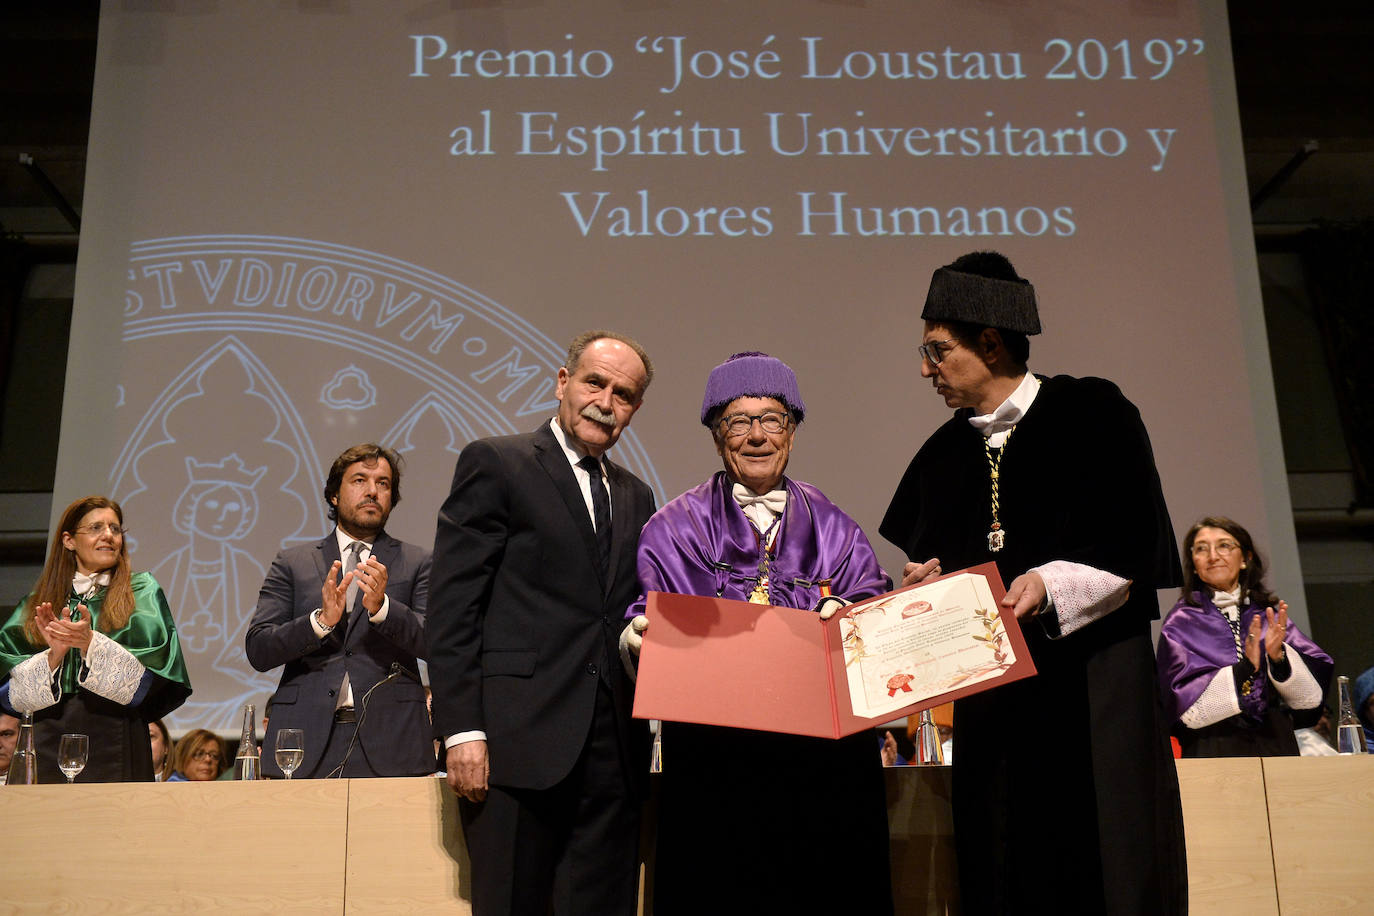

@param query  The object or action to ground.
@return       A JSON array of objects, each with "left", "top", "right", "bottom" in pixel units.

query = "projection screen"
[{"left": 58, "top": 1, "right": 1290, "bottom": 732}]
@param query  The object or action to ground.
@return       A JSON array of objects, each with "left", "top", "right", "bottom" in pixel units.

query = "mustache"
[{"left": 581, "top": 404, "right": 616, "bottom": 426}]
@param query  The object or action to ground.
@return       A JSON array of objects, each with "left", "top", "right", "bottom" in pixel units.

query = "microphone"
[
  {"left": 325, "top": 662, "right": 420, "bottom": 778},
  {"left": 381, "top": 661, "right": 420, "bottom": 685},
  {"left": 373, "top": 663, "right": 404, "bottom": 689}
]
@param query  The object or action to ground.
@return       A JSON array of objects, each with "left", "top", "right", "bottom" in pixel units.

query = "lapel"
[
  {"left": 533, "top": 422, "right": 605, "bottom": 592},
  {"left": 311, "top": 534, "right": 350, "bottom": 645},
  {"left": 604, "top": 458, "right": 636, "bottom": 589},
  {"left": 368, "top": 532, "right": 399, "bottom": 574},
  {"left": 312, "top": 534, "right": 342, "bottom": 586}
]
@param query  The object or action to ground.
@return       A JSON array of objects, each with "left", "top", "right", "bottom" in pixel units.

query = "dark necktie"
[
  {"left": 343, "top": 540, "right": 364, "bottom": 614},
  {"left": 578, "top": 455, "right": 612, "bottom": 577}
]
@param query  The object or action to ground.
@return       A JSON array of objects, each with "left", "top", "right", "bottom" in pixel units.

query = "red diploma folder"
[{"left": 631, "top": 562, "right": 1037, "bottom": 738}]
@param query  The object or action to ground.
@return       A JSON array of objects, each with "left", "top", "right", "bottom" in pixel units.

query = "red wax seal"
[
  {"left": 886, "top": 673, "right": 914, "bottom": 697},
  {"left": 901, "top": 600, "right": 933, "bottom": 619}
]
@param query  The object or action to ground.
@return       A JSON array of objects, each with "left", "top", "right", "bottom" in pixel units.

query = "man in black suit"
[
  {"left": 427, "top": 331, "right": 656, "bottom": 916},
  {"left": 246, "top": 443, "right": 433, "bottom": 778}
]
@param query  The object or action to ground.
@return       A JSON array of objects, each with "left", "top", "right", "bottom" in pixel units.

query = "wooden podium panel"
[
  {"left": 1, "top": 760, "right": 1369, "bottom": 914},
  {"left": 884, "top": 766, "right": 960, "bottom": 915},
  {"left": 344, "top": 776, "right": 471, "bottom": 913},
  {"left": 1175, "top": 756, "right": 1279, "bottom": 915},
  {"left": 1263, "top": 755, "right": 1374, "bottom": 915},
  {"left": 0, "top": 779, "right": 347, "bottom": 914}
]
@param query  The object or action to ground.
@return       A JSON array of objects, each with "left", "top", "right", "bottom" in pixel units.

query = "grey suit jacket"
[{"left": 245, "top": 531, "right": 434, "bottom": 777}]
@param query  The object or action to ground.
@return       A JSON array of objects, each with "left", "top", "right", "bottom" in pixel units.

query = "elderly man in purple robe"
[{"left": 621, "top": 351, "right": 899, "bottom": 916}]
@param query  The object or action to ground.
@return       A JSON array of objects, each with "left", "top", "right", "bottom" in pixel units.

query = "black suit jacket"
[
  {"left": 245, "top": 531, "right": 434, "bottom": 777},
  {"left": 426, "top": 423, "right": 655, "bottom": 791}
]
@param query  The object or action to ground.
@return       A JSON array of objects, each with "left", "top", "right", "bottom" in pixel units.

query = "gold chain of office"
[{"left": 983, "top": 426, "right": 1017, "bottom": 552}]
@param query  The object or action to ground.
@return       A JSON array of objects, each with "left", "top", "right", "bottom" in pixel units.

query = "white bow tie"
[
  {"left": 72, "top": 571, "right": 111, "bottom": 596},
  {"left": 968, "top": 400, "right": 1024, "bottom": 437},
  {"left": 732, "top": 483, "right": 787, "bottom": 515},
  {"left": 1213, "top": 588, "right": 1242, "bottom": 619}
]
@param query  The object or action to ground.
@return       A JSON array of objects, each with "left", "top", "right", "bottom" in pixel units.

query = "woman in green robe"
[{"left": 0, "top": 496, "right": 191, "bottom": 782}]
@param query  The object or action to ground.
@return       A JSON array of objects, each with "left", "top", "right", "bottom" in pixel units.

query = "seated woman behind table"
[
  {"left": 624, "top": 352, "right": 895, "bottom": 916},
  {"left": 1157, "top": 516, "right": 1331, "bottom": 757},
  {"left": 0, "top": 496, "right": 191, "bottom": 782},
  {"left": 149, "top": 718, "right": 175, "bottom": 781},
  {"left": 168, "top": 728, "right": 226, "bottom": 781}
]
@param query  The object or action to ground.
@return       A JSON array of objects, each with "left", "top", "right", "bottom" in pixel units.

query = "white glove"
[
  {"left": 618, "top": 615, "right": 650, "bottom": 681},
  {"left": 814, "top": 595, "right": 852, "bottom": 620}
]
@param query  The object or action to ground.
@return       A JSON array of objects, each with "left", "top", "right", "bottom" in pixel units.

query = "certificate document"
[
  {"left": 632, "top": 562, "right": 1037, "bottom": 739},
  {"left": 838, "top": 564, "right": 1036, "bottom": 720}
]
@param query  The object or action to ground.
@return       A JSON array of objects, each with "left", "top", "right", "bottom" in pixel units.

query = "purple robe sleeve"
[
  {"left": 1157, "top": 599, "right": 1248, "bottom": 723},
  {"left": 1270, "top": 621, "right": 1333, "bottom": 705}
]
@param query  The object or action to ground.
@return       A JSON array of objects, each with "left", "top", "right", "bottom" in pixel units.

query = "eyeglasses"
[
  {"left": 1191, "top": 539, "right": 1241, "bottom": 557},
  {"left": 918, "top": 338, "right": 960, "bottom": 366},
  {"left": 190, "top": 749, "right": 221, "bottom": 762},
  {"left": 717, "top": 411, "right": 791, "bottom": 438},
  {"left": 75, "top": 523, "right": 127, "bottom": 537}
]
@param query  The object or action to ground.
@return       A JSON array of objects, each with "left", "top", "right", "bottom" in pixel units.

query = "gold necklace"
[
  {"left": 747, "top": 515, "right": 780, "bottom": 604},
  {"left": 983, "top": 426, "right": 1016, "bottom": 552}
]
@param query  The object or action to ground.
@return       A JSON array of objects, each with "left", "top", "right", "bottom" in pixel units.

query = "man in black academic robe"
[{"left": 882, "top": 252, "right": 1187, "bottom": 915}]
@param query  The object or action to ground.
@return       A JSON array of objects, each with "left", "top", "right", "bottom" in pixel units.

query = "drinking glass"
[
  {"left": 275, "top": 728, "right": 305, "bottom": 779},
  {"left": 58, "top": 733, "right": 88, "bottom": 783}
]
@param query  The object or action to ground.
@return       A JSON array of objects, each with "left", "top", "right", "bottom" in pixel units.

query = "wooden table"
[{"left": 1, "top": 758, "right": 1370, "bottom": 914}]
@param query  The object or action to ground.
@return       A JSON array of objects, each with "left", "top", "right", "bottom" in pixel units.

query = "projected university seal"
[{"left": 108, "top": 234, "right": 663, "bottom": 731}]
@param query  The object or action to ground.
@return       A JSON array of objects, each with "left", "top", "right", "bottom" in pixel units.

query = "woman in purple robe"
[
  {"left": 1157, "top": 516, "right": 1332, "bottom": 757},
  {"left": 624, "top": 352, "right": 894, "bottom": 916}
]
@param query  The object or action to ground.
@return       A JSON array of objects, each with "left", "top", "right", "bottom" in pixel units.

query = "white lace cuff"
[
  {"left": 77, "top": 632, "right": 146, "bottom": 705},
  {"left": 7, "top": 651, "right": 61, "bottom": 713},
  {"left": 1033, "top": 560, "right": 1131, "bottom": 638},
  {"left": 1270, "top": 650, "right": 1323, "bottom": 711},
  {"left": 1179, "top": 667, "right": 1242, "bottom": 729}
]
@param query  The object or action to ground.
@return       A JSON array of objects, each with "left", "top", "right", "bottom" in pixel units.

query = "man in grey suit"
[
  {"left": 427, "top": 331, "right": 656, "bottom": 916},
  {"left": 246, "top": 443, "right": 433, "bottom": 778}
]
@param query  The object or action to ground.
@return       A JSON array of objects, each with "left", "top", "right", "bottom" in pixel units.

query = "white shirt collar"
[
  {"left": 334, "top": 527, "right": 374, "bottom": 557},
  {"left": 969, "top": 373, "right": 1041, "bottom": 446},
  {"left": 549, "top": 416, "right": 602, "bottom": 473}
]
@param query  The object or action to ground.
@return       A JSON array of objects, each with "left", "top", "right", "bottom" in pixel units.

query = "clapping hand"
[
  {"left": 352, "top": 557, "right": 389, "bottom": 615},
  {"left": 39, "top": 601, "right": 93, "bottom": 666},
  {"left": 1244, "top": 599, "right": 1290, "bottom": 667},
  {"left": 319, "top": 560, "right": 354, "bottom": 628},
  {"left": 1263, "top": 600, "right": 1289, "bottom": 663}
]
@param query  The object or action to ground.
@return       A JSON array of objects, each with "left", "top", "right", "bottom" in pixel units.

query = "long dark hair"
[
  {"left": 22, "top": 496, "right": 135, "bottom": 645},
  {"left": 1180, "top": 516, "right": 1277, "bottom": 608}
]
